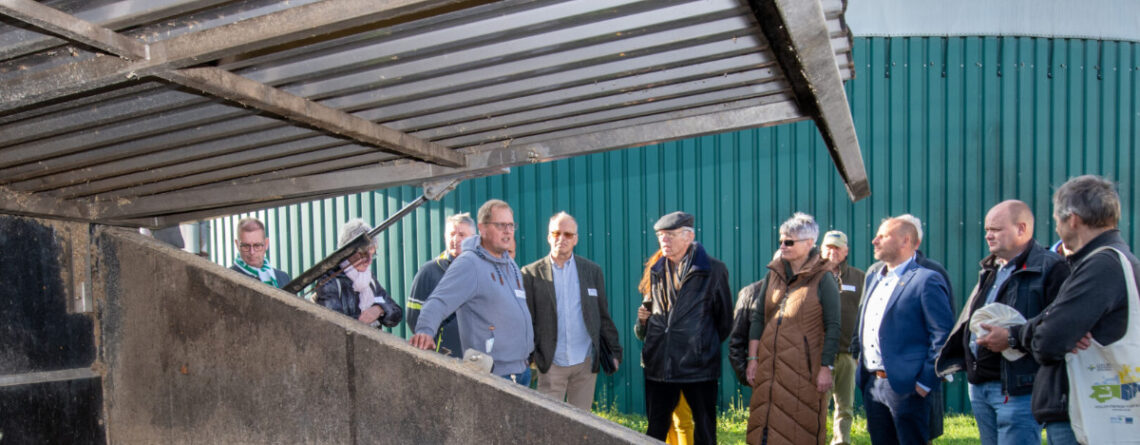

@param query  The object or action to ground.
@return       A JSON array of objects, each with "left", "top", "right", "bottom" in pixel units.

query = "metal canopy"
[{"left": 0, "top": 0, "right": 866, "bottom": 227}]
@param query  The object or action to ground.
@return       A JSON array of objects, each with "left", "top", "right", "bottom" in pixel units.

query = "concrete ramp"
[{"left": 1, "top": 215, "right": 652, "bottom": 444}]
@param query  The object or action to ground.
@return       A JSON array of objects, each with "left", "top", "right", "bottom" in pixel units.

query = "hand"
[
  {"left": 915, "top": 384, "right": 929, "bottom": 398},
  {"left": 358, "top": 305, "right": 383, "bottom": 324},
  {"left": 612, "top": 358, "right": 621, "bottom": 372},
  {"left": 816, "top": 366, "right": 833, "bottom": 393},
  {"left": 746, "top": 360, "right": 758, "bottom": 387},
  {"left": 637, "top": 305, "right": 651, "bottom": 324},
  {"left": 1071, "top": 332, "right": 1093, "bottom": 353},
  {"left": 409, "top": 333, "right": 436, "bottom": 350},
  {"left": 977, "top": 323, "right": 1010, "bottom": 352}
]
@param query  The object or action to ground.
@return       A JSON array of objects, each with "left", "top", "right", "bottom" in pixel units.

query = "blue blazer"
[{"left": 854, "top": 259, "right": 954, "bottom": 395}]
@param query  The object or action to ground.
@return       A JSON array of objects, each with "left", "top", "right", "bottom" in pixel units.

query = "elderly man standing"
[
  {"left": 406, "top": 212, "right": 476, "bottom": 357},
  {"left": 935, "top": 200, "right": 1069, "bottom": 445},
  {"left": 820, "top": 230, "right": 865, "bottom": 445},
  {"left": 230, "top": 217, "right": 291, "bottom": 288},
  {"left": 997, "top": 176, "right": 1138, "bottom": 444},
  {"left": 636, "top": 211, "right": 732, "bottom": 445},
  {"left": 853, "top": 217, "right": 954, "bottom": 445},
  {"left": 522, "top": 212, "right": 622, "bottom": 410},
  {"left": 409, "top": 200, "right": 534, "bottom": 385}
]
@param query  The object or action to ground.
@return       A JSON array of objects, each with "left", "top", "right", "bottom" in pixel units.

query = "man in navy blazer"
[{"left": 853, "top": 217, "right": 954, "bottom": 445}]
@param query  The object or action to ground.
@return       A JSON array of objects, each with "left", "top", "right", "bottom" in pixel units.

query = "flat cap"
[
  {"left": 654, "top": 211, "right": 695, "bottom": 231},
  {"left": 821, "top": 230, "right": 848, "bottom": 248}
]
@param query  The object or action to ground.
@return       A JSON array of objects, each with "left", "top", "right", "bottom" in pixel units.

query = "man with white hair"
[
  {"left": 315, "top": 219, "right": 402, "bottom": 327},
  {"left": 229, "top": 217, "right": 291, "bottom": 288}
]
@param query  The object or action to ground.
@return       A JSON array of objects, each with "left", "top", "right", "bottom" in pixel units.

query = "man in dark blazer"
[
  {"left": 522, "top": 212, "right": 622, "bottom": 411},
  {"left": 853, "top": 217, "right": 954, "bottom": 445}
]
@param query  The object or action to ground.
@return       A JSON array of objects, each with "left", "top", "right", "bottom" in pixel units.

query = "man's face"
[
  {"left": 872, "top": 220, "right": 909, "bottom": 265},
  {"left": 1053, "top": 210, "right": 1077, "bottom": 250},
  {"left": 985, "top": 208, "right": 1025, "bottom": 260},
  {"left": 478, "top": 206, "right": 515, "bottom": 257},
  {"left": 656, "top": 228, "right": 694, "bottom": 262},
  {"left": 547, "top": 217, "right": 578, "bottom": 259},
  {"left": 821, "top": 243, "right": 849, "bottom": 265},
  {"left": 444, "top": 221, "right": 475, "bottom": 258},
  {"left": 236, "top": 229, "right": 268, "bottom": 268},
  {"left": 778, "top": 232, "right": 813, "bottom": 263}
]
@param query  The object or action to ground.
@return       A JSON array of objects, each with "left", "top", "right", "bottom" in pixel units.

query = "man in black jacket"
[
  {"left": 936, "top": 200, "right": 1069, "bottom": 445},
  {"left": 986, "top": 176, "right": 1138, "bottom": 444},
  {"left": 406, "top": 213, "right": 475, "bottom": 357},
  {"left": 635, "top": 211, "right": 732, "bottom": 445}
]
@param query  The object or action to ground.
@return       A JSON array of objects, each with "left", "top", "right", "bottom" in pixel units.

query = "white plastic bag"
[
  {"left": 969, "top": 302, "right": 1027, "bottom": 361},
  {"left": 1066, "top": 247, "right": 1140, "bottom": 445}
]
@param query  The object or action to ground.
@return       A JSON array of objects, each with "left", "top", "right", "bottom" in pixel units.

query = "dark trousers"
[
  {"left": 863, "top": 376, "right": 933, "bottom": 445},
  {"left": 645, "top": 379, "right": 718, "bottom": 445}
]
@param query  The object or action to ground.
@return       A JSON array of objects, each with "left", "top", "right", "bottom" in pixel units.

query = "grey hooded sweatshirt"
[{"left": 414, "top": 235, "right": 534, "bottom": 376}]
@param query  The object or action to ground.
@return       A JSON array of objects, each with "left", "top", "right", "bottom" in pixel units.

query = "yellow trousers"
[{"left": 665, "top": 394, "right": 694, "bottom": 445}]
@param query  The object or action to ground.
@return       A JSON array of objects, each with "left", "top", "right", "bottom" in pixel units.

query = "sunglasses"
[
  {"left": 780, "top": 239, "right": 808, "bottom": 247},
  {"left": 550, "top": 230, "right": 576, "bottom": 239}
]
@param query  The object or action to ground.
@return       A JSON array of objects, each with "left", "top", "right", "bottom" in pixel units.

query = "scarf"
[
  {"left": 234, "top": 256, "right": 279, "bottom": 288},
  {"left": 345, "top": 265, "right": 377, "bottom": 313}
]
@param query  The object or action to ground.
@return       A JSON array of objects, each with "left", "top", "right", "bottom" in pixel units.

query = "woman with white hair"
[
  {"left": 744, "top": 212, "right": 841, "bottom": 445},
  {"left": 315, "top": 218, "right": 402, "bottom": 328}
]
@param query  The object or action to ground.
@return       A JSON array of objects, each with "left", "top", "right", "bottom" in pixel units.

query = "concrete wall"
[{"left": 2, "top": 214, "right": 651, "bottom": 444}]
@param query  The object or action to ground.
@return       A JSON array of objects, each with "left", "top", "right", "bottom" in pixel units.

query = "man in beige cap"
[{"left": 820, "top": 230, "right": 865, "bottom": 445}]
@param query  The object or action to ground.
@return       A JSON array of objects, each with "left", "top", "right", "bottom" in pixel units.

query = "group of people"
[{"left": 226, "top": 174, "right": 1137, "bottom": 445}]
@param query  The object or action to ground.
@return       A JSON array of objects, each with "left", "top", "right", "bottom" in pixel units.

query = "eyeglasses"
[
  {"left": 780, "top": 239, "right": 809, "bottom": 247},
  {"left": 656, "top": 229, "right": 689, "bottom": 240},
  {"left": 485, "top": 221, "right": 516, "bottom": 231},
  {"left": 239, "top": 242, "right": 266, "bottom": 252},
  {"left": 550, "top": 230, "right": 576, "bottom": 239}
]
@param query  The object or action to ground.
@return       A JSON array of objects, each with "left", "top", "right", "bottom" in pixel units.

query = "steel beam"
[
  {"left": 0, "top": 0, "right": 485, "bottom": 114},
  {"left": 91, "top": 100, "right": 804, "bottom": 221},
  {"left": 162, "top": 68, "right": 465, "bottom": 167},
  {"left": 0, "top": 0, "right": 149, "bottom": 59},
  {"left": 745, "top": 0, "right": 869, "bottom": 201}
]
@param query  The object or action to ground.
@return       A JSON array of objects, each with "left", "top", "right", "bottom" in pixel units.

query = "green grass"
[{"left": 594, "top": 403, "right": 985, "bottom": 444}]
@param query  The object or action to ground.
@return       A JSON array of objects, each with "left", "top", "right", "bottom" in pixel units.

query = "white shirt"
[{"left": 861, "top": 255, "right": 916, "bottom": 372}]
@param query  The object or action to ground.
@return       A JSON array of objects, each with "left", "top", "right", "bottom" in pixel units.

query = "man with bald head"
[
  {"left": 936, "top": 200, "right": 1070, "bottom": 445},
  {"left": 853, "top": 216, "right": 954, "bottom": 445}
]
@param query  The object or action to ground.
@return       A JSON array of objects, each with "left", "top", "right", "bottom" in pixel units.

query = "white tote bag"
[{"left": 1065, "top": 247, "right": 1140, "bottom": 445}]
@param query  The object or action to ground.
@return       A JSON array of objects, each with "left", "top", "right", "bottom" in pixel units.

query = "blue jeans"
[
  {"left": 501, "top": 368, "right": 531, "bottom": 386},
  {"left": 1044, "top": 422, "right": 1080, "bottom": 445},
  {"left": 968, "top": 382, "right": 1041, "bottom": 445}
]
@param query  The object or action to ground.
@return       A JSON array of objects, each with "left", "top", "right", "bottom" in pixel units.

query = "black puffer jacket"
[
  {"left": 316, "top": 273, "right": 403, "bottom": 328},
  {"left": 636, "top": 243, "right": 732, "bottom": 383},
  {"left": 729, "top": 279, "right": 765, "bottom": 386},
  {"left": 936, "top": 240, "right": 1069, "bottom": 396}
]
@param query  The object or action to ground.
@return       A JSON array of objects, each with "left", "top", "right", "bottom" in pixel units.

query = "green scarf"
[{"left": 234, "top": 256, "right": 279, "bottom": 288}]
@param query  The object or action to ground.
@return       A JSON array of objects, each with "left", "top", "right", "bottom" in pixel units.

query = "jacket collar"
[
  {"left": 1067, "top": 229, "right": 1125, "bottom": 265},
  {"left": 978, "top": 239, "right": 1041, "bottom": 272}
]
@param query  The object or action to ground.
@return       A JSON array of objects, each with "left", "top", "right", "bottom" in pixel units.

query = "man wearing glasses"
[
  {"left": 409, "top": 200, "right": 535, "bottom": 385},
  {"left": 636, "top": 211, "right": 732, "bottom": 445},
  {"left": 522, "top": 212, "right": 622, "bottom": 410},
  {"left": 230, "top": 217, "right": 291, "bottom": 288}
]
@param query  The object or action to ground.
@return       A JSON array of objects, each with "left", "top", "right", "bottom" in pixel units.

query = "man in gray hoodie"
[{"left": 409, "top": 199, "right": 535, "bottom": 385}]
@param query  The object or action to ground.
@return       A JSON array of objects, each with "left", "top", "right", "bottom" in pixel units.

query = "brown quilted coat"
[{"left": 746, "top": 253, "right": 830, "bottom": 445}]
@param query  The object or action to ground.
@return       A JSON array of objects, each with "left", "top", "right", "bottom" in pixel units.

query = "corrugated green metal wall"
[{"left": 210, "top": 36, "right": 1138, "bottom": 416}]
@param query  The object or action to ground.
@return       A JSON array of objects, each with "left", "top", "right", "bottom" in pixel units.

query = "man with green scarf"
[{"left": 230, "top": 217, "right": 291, "bottom": 288}]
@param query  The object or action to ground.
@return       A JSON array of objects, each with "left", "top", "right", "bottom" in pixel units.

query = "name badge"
[
  {"left": 842, "top": 284, "right": 857, "bottom": 292},
  {"left": 587, "top": 288, "right": 598, "bottom": 297},
  {"left": 514, "top": 289, "right": 526, "bottom": 299}
]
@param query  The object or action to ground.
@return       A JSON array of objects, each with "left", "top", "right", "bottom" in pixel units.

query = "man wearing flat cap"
[
  {"left": 635, "top": 211, "right": 732, "bottom": 445},
  {"left": 820, "top": 230, "right": 865, "bottom": 445}
]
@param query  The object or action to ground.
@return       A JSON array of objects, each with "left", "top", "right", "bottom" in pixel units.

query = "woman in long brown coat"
[{"left": 745, "top": 213, "right": 841, "bottom": 445}]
